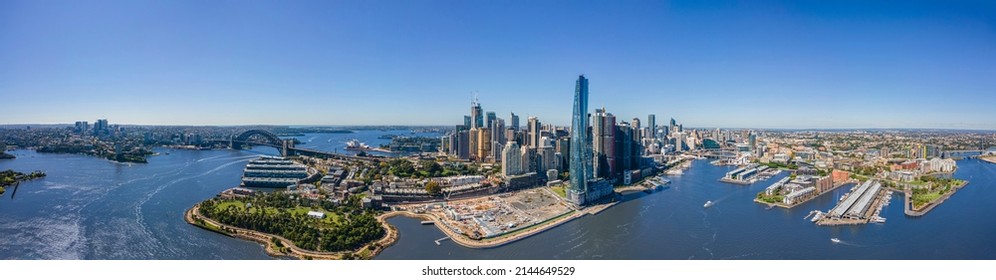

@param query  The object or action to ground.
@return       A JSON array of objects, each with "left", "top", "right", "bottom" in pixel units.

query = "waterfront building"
[
  {"left": 241, "top": 157, "right": 308, "bottom": 188},
  {"left": 566, "top": 75, "right": 608, "bottom": 206},
  {"left": 502, "top": 141, "right": 522, "bottom": 178},
  {"left": 616, "top": 123, "right": 634, "bottom": 173},
  {"left": 592, "top": 108, "right": 617, "bottom": 178},
  {"left": 831, "top": 170, "right": 851, "bottom": 184},
  {"left": 783, "top": 186, "right": 816, "bottom": 205}
]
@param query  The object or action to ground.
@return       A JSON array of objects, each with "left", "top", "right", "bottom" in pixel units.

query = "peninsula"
[{"left": 0, "top": 169, "right": 47, "bottom": 195}]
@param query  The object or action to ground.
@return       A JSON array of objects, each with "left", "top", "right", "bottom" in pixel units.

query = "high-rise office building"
[
  {"left": 631, "top": 118, "right": 641, "bottom": 145},
  {"left": 485, "top": 111, "right": 497, "bottom": 129},
  {"left": 510, "top": 112, "right": 519, "bottom": 131},
  {"left": 477, "top": 128, "right": 491, "bottom": 161},
  {"left": 492, "top": 118, "right": 505, "bottom": 146},
  {"left": 648, "top": 114, "right": 656, "bottom": 140},
  {"left": 592, "top": 108, "right": 605, "bottom": 177},
  {"left": 616, "top": 123, "right": 634, "bottom": 172},
  {"left": 502, "top": 141, "right": 522, "bottom": 178},
  {"left": 568, "top": 75, "right": 594, "bottom": 205},
  {"left": 74, "top": 121, "right": 89, "bottom": 135},
  {"left": 520, "top": 145, "right": 536, "bottom": 174},
  {"left": 94, "top": 119, "right": 109, "bottom": 136},
  {"left": 468, "top": 128, "right": 479, "bottom": 160},
  {"left": 748, "top": 132, "right": 757, "bottom": 149},
  {"left": 528, "top": 117, "right": 541, "bottom": 149},
  {"left": 463, "top": 116, "right": 471, "bottom": 129},
  {"left": 471, "top": 101, "right": 483, "bottom": 129},
  {"left": 457, "top": 130, "right": 471, "bottom": 159}
]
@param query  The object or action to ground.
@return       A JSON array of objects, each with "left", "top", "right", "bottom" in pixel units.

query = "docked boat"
[{"left": 704, "top": 201, "right": 714, "bottom": 208}]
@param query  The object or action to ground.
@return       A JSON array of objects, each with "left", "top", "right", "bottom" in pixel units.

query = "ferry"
[
  {"left": 831, "top": 238, "right": 841, "bottom": 243},
  {"left": 704, "top": 201, "right": 714, "bottom": 208}
]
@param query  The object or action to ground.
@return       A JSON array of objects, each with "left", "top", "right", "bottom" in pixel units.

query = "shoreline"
[
  {"left": 980, "top": 156, "right": 996, "bottom": 165},
  {"left": 384, "top": 200, "right": 617, "bottom": 249},
  {"left": 905, "top": 180, "right": 969, "bottom": 217},
  {"left": 185, "top": 204, "right": 398, "bottom": 260},
  {"left": 754, "top": 179, "right": 856, "bottom": 209}
]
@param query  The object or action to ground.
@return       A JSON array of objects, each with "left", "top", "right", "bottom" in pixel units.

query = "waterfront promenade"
[
  {"left": 980, "top": 156, "right": 996, "bottom": 165},
  {"left": 386, "top": 201, "right": 616, "bottom": 249}
]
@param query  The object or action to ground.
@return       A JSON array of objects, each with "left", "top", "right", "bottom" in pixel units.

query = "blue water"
[
  {"left": 2, "top": 145, "right": 994, "bottom": 259},
  {"left": 0, "top": 148, "right": 276, "bottom": 259},
  {"left": 292, "top": 130, "right": 441, "bottom": 156},
  {"left": 377, "top": 159, "right": 996, "bottom": 259}
]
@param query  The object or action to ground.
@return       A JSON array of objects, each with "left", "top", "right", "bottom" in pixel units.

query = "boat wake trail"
[{"left": 833, "top": 239, "right": 867, "bottom": 247}]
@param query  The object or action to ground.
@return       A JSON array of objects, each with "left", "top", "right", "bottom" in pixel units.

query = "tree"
[{"left": 425, "top": 181, "right": 441, "bottom": 196}]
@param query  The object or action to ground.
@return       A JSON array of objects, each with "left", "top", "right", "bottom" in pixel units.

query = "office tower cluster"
[{"left": 441, "top": 75, "right": 686, "bottom": 206}]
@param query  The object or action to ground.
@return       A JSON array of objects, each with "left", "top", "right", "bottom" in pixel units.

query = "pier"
[
  {"left": 434, "top": 236, "right": 450, "bottom": 245},
  {"left": 815, "top": 180, "right": 891, "bottom": 226}
]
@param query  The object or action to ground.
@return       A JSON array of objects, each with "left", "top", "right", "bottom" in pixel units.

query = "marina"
[{"left": 814, "top": 181, "right": 892, "bottom": 226}]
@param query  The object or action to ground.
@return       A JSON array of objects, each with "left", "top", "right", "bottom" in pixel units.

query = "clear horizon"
[{"left": 2, "top": 1, "right": 995, "bottom": 129}]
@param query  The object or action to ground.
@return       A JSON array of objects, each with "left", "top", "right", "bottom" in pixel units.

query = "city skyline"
[{"left": 3, "top": 1, "right": 996, "bottom": 129}]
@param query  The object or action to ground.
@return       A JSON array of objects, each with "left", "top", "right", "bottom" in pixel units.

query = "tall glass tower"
[{"left": 569, "top": 75, "right": 593, "bottom": 204}]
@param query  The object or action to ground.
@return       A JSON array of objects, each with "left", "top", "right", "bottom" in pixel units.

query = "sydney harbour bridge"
[{"left": 208, "top": 129, "right": 373, "bottom": 161}]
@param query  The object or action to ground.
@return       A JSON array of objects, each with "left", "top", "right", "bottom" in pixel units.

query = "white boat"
[
  {"left": 704, "top": 201, "right": 714, "bottom": 208},
  {"left": 831, "top": 238, "right": 841, "bottom": 243}
]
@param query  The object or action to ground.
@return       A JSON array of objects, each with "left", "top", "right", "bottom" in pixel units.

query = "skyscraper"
[
  {"left": 485, "top": 111, "right": 497, "bottom": 130},
  {"left": 463, "top": 115, "right": 471, "bottom": 129},
  {"left": 501, "top": 141, "right": 522, "bottom": 178},
  {"left": 648, "top": 114, "right": 656, "bottom": 140},
  {"left": 528, "top": 117, "right": 541, "bottom": 149},
  {"left": 568, "top": 75, "right": 594, "bottom": 205},
  {"left": 510, "top": 112, "right": 519, "bottom": 131},
  {"left": 471, "top": 101, "right": 483, "bottom": 129}
]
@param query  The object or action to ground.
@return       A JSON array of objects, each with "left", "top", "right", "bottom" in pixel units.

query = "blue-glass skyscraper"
[{"left": 568, "top": 75, "right": 594, "bottom": 205}]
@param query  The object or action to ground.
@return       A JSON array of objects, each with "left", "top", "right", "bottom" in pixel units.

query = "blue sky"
[{"left": 2, "top": 0, "right": 995, "bottom": 129}]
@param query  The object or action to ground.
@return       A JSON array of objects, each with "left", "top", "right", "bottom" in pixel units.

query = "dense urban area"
[{"left": 3, "top": 76, "right": 996, "bottom": 259}]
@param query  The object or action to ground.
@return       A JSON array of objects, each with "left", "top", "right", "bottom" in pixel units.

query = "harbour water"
[
  {"left": 292, "top": 130, "right": 442, "bottom": 156},
  {"left": 378, "top": 158, "right": 996, "bottom": 260},
  {"left": 2, "top": 145, "right": 995, "bottom": 259}
]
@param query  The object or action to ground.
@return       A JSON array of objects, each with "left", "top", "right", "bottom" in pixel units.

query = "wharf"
[{"left": 815, "top": 187, "right": 890, "bottom": 226}]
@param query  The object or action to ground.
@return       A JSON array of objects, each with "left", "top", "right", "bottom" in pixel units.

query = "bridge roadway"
[{"left": 204, "top": 129, "right": 382, "bottom": 161}]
